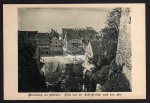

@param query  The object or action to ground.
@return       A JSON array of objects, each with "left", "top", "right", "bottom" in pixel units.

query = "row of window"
[
  {"left": 41, "top": 48, "right": 49, "bottom": 49},
  {"left": 40, "top": 51, "right": 63, "bottom": 55},
  {"left": 38, "top": 45, "right": 62, "bottom": 47},
  {"left": 69, "top": 39, "right": 82, "bottom": 43},
  {"left": 41, "top": 51, "right": 49, "bottom": 54},
  {"left": 38, "top": 42, "right": 60, "bottom": 46},
  {"left": 50, "top": 45, "right": 62, "bottom": 47},
  {"left": 49, "top": 51, "right": 63, "bottom": 55},
  {"left": 38, "top": 44, "right": 49, "bottom": 46}
]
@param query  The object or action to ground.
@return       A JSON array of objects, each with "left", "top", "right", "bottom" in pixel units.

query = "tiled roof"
[
  {"left": 37, "top": 33, "right": 49, "bottom": 44},
  {"left": 65, "top": 29, "right": 81, "bottom": 41},
  {"left": 78, "top": 30, "right": 98, "bottom": 44},
  {"left": 50, "top": 29, "right": 59, "bottom": 39},
  {"left": 90, "top": 40, "right": 102, "bottom": 55},
  {"left": 50, "top": 37, "right": 57, "bottom": 41},
  {"left": 62, "top": 27, "right": 98, "bottom": 44}
]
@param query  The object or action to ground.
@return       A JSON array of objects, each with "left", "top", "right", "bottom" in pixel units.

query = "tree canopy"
[{"left": 18, "top": 32, "right": 48, "bottom": 92}]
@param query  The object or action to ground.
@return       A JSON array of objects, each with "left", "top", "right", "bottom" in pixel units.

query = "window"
[
  {"left": 45, "top": 51, "right": 48, "bottom": 54},
  {"left": 56, "top": 42, "right": 57, "bottom": 44}
]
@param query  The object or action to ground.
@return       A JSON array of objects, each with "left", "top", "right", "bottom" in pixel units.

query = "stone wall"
[{"left": 115, "top": 8, "right": 132, "bottom": 89}]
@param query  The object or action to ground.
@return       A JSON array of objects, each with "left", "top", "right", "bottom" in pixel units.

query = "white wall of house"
[
  {"left": 85, "top": 42, "right": 93, "bottom": 64},
  {"left": 49, "top": 38, "right": 63, "bottom": 55}
]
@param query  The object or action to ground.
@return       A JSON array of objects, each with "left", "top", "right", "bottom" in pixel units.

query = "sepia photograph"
[
  {"left": 18, "top": 7, "right": 131, "bottom": 92},
  {"left": 4, "top": 4, "right": 145, "bottom": 100}
]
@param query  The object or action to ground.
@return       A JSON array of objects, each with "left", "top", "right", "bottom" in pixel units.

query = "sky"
[{"left": 18, "top": 8, "right": 112, "bottom": 34}]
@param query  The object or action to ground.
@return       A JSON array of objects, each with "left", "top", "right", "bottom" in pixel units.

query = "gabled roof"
[
  {"left": 50, "top": 37, "right": 63, "bottom": 45},
  {"left": 37, "top": 33, "right": 49, "bottom": 44},
  {"left": 62, "top": 27, "right": 99, "bottom": 44},
  {"left": 64, "top": 29, "right": 81, "bottom": 41},
  {"left": 49, "top": 29, "right": 59, "bottom": 39},
  {"left": 78, "top": 30, "right": 99, "bottom": 44},
  {"left": 50, "top": 37, "right": 58, "bottom": 41},
  {"left": 90, "top": 40, "right": 102, "bottom": 55}
]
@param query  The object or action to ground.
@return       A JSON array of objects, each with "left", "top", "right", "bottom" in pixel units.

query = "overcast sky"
[{"left": 18, "top": 8, "right": 112, "bottom": 34}]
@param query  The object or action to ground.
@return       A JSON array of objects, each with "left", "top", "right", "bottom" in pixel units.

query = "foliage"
[
  {"left": 62, "top": 63, "right": 84, "bottom": 92},
  {"left": 100, "top": 8, "right": 122, "bottom": 67},
  {"left": 83, "top": 8, "right": 129, "bottom": 92},
  {"left": 102, "top": 73, "right": 131, "bottom": 92},
  {"left": 44, "top": 62, "right": 66, "bottom": 92},
  {"left": 95, "top": 59, "right": 130, "bottom": 92},
  {"left": 88, "top": 55, "right": 101, "bottom": 68},
  {"left": 95, "top": 65, "right": 110, "bottom": 85},
  {"left": 18, "top": 32, "right": 48, "bottom": 92},
  {"left": 83, "top": 70, "right": 91, "bottom": 90},
  {"left": 45, "top": 63, "right": 84, "bottom": 92},
  {"left": 106, "top": 8, "right": 122, "bottom": 31},
  {"left": 87, "top": 8, "right": 122, "bottom": 71},
  {"left": 73, "top": 63, "right": 84, "bottom": 77},
  {"left": 83, "top": 70, "right": 99, "bottom": 92}
]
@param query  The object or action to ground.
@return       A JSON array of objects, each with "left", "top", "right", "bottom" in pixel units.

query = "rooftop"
[
  {"left": 90, "top": 40, "right": 102, "bottom": 55},
  {"left": 62, "top": 27, "right": 99, "bottom": 44},
  {"left": 37, "top": 33, "right": 49, "bottom": 44}
]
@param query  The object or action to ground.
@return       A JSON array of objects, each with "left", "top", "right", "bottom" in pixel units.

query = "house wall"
[
  {"left": 85, "top": 43, "right": 93, "bottom": 64},
  {"left": 37, "top": 42, "right": 50, "bottom": 55},
  {"left": 49, "top": 39, "right": 63, "bottom": 55},
  {"left": 63, "top": 33, "right": 67, "bottom": 50}
]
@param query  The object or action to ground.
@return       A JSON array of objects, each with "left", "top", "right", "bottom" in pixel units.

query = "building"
[
  {"left": 37, "top": 33, "right": 50, "bottom": 55},
  {"left": 36, "top": 29, "right": 63, "bottom": 56},
  {"left": 85, "top": 40, "right": 102, "bottom": 66},
  {"left": 62, "top": 27, "right": 99, "bottom": 54},
  {"left": 49, "top": 37, "right": 63, "bottom": 55},
  {"left": 85, "top": 40, "right": 102, "bottom": 57},
  {"left": 49, "top": 29, "right": 59, "bottom": 40},
  {"left": 62, "top": 27, "right": 99, "bottom": 44}
]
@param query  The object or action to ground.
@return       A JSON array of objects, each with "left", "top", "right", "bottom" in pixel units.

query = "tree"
[
  {"left": 44, "top": 62, "right": 65, "bottom": 92},
  {"left": 88, "top": 55, "right": 100, "bottom": 68},
  {"left": 98, "top": 59, "right": 130, "bottom": 92},
  {"left": 83, "top": 8, "right": 122, "bottom": 92},
  {"left": 83, "top": 70, "right": 91, "bottom": 92},
  {"left": 72, "top": 63, "right": 84, "bottom": 77},
  {"left": 106, "top": 8, "right": 122, "bottom": 31},
  {"left": 61, "top": 63, "right": 84, "bottom": 92},
  {"left": 100, "top": 8, "right": 122, "bottom": 67},
  {"left": 102, "top": 73, "right": 131, "bottom": 92},
  {"left": 18, "top": 31, "right": 48, "bottom": 92}
]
